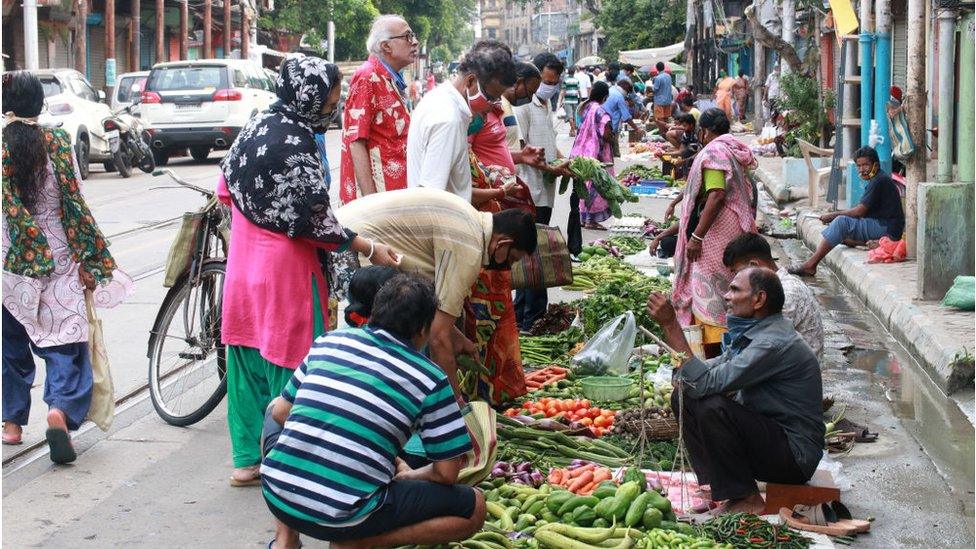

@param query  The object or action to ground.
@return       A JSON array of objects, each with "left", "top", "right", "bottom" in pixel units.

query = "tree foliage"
[
  {"left": 778, "top": 72, "right": 835, "bottom": 156},
  {"left": 594, "top": 0, "right": 687, "bottom": 60},
  {"left": 259, "top": 0, "right": 476, "bottom": 61}
]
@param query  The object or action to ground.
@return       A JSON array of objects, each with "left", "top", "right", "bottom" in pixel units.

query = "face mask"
[
  {"left": 486, "top": 242, "right": 514, "bottom": 270},
  {"left": 467, "top": 79, "right": 493, "bottom": 114},
  {"left": 467, "top": 114, "right": 485, "bottom": 136},
  {"left": 720, "top": 314, "right": 762, "bottom": 356},
  {"left": 859, "top": 164, "right": 879, "bottom": 181},
  {"left": 536, "top": 82, "right": 560, "bottom": 101}
]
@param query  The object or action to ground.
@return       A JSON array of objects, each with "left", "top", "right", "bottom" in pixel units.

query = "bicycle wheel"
[{"left": 148, "top": 261, "right": 228, "bottom": 426}]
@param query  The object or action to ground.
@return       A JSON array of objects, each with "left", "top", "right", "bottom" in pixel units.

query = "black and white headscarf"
[{"left": 221, "top": 54, "right": 346, "bottom": 244}]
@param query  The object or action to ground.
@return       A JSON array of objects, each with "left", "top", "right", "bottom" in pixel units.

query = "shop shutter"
[
  {"left": 891, "top": 17, "right": 908, "bottom": 90},
  {"left": 88, "top": 24, "right": 107, "bottom": 90}
]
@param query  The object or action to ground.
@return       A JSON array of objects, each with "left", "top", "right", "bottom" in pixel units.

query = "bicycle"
[{"left": 146, "top": 168, "right": 230, "bottom": 426}]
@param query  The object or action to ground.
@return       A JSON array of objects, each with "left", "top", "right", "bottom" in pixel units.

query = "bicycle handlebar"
[{"left": 152, "top": 168, "right": 214, "bottom": 198}]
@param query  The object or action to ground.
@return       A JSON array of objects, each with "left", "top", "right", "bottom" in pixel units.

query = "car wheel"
[
  {"left": 189, "top": 146, "right": 210, "bottom": 162},
  {"left": 152, "top": 148, "right": 170, "bottom": 167},
  {"left": 75, "top": 135, "right": 91, "bottom": 180}
]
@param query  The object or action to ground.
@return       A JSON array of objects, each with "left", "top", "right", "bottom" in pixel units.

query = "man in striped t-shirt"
[{"left": 261, "top": 275, "right": 485, "bottom": 548}]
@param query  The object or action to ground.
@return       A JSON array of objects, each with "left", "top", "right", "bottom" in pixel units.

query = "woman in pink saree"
[
  {"left": 570, "top": 81, "right": 613, "bottom": 229},
  {"left": 672, "top": 108, "right": 758, "bottom": 357}
]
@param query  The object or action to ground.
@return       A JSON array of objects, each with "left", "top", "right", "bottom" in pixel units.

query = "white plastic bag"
[{"left": 571, "top": 312, "right": 637, "bottom": 376}]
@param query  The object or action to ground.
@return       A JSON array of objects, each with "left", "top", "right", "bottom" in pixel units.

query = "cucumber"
[
  {"left": 557, "top": 495, "right": 599, "bottom": 517},
  {"left": 592, "top": 484, "right": 618, "bottom": 499},
  {"left": 546, "top": 490, "right": 574, "bottom": 513},
  {"left": 641, "top": 507, "right": 663, "bottom": 530},
  {"left": 624, "top": 492, "right": 651, "bottom": 527}
]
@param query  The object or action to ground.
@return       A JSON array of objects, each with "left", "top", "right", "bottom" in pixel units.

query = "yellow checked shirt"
[{"left": 335, "top": 188, "right": 493, "bottom": 318}]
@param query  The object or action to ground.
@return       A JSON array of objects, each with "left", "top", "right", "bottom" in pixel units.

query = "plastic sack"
[
  {"left": 942, "top": 276, "right": 976, "bottom": 311},
  {"left": 866, "top": 237, "right": 907, "bottom": 264},
  {"left": 571, "top": 312, "right": 637, "bottom": 376}
]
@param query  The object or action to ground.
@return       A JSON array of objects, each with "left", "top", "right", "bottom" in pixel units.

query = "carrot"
[
  {"left": 568, "top": 463, "right": 596, "bottom": 478},
  {"left": 548, "top": 366, "right": 568, "bottom": 374},
  {"left": 591, "top": 468, "right": 613, "bottom": 484},
  {"left": 549, "top": 468, "right": 565, "bottom": 485},
  {"left": 567, "top": 470, "right": 594, "bottom": 493},
  {"left": 578, "top": 482, "right": 598, "bottom": 495},
  {"left": 526, "top": 380, "right": 543, "bottom": 388}
]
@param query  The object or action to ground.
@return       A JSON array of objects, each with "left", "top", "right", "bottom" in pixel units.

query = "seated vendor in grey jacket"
[{"left": 646, "top": 267, "right": 824, "bottom": 515}]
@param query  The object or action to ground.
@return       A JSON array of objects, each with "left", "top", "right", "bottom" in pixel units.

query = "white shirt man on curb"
[{"left": 407, "top": 40, "right": 516, "bottom": 203}]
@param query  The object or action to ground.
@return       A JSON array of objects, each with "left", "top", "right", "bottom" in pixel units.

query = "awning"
[{"left": 617, "top": 42, "right": 684, "bottom": 67}]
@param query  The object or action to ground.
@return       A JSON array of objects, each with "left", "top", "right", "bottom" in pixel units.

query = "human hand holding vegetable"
[{"left": 646, "top": 292, "right": 694, "bottom": 365}]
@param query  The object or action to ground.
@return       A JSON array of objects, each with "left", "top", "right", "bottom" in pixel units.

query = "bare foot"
[
  {"left": 712, "top": 492, "right": 766, "bottom": 515},
  {"left": 841, "top": 239, "right": 866, "bottom": 248},
  {"left": 788, "top": 265, "right": 816, "bottom": 277},
  {"left": 3, "top": 422, "right": 23, "bottom": 445}
]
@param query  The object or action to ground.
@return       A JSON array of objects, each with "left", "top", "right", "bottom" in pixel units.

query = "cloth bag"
[
  {"left": 510, "top": 224, "right": 573, "bottom": 289},
  {"left": 456, "top": 401, "right": 499, "bottom": 486},
  {"left": 163, "top": 211, "right": 204, "bottom": 287},
  {"left": 85, "top": 291, "right": 115, "bottom": 431}
]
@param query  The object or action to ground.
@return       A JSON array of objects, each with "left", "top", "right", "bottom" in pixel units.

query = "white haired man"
[{"left": 339, "top": 15, "right": 418, "bottom": 204}]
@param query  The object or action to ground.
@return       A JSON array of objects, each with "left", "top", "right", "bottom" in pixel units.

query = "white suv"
[
  {"left": 141, "top": 59, "right": 277, "bottom": 165},
  {"left": 30, "top": 69, "right": 115, "bottom": 179}
]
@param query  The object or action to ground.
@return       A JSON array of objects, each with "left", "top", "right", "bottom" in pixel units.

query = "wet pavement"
[{"left": 772, "top": 234, "right": 975, "bottom": 548}]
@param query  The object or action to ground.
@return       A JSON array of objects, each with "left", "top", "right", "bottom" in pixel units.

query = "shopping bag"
[
  {"left": 571, "top": 312, "right": 637, "bottom": 376},
  {"left": 510, "top": 224, "right": 573, "bottom": 289},
  {"left": 456, "top": 401, "right": 498, "bottom": 486},
  {"left": 85, "top": 291, "right": 115, "bottom": 431},
  {"left": 163, "top": 211, "right": 204, "bottom": 287}
]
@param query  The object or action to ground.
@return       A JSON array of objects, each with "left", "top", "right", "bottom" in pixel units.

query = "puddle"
[{"left": 778, "top": 237, "right": 976, "bottom": 531}]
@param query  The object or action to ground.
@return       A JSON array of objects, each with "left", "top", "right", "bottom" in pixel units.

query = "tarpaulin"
[{"left": 618, "top": 42, "right": 684, "bottom": 67}]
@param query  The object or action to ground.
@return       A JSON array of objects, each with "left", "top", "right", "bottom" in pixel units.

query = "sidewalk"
[{"left": 751, "top": 153, "right": 976, "bottom": 402}]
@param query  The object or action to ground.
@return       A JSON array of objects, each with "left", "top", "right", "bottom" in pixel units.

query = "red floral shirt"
[{"left": 339, "top": 56, "right": 410, "bottom": 204}]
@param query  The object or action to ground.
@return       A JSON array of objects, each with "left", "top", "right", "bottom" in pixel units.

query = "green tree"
[
  {"left": 259, "top": 0, "right": 378, "bottom": 60},
  {"left": 594, "top": 0, "right": 687, "bottom": 60}
]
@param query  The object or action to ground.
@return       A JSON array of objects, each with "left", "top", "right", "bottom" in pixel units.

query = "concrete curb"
[
  {"left": 754, "top": 167, "right": 975, "bottom": 394},
  {"left": 754, "top": 163, "right": 794, "bottom": 203}
]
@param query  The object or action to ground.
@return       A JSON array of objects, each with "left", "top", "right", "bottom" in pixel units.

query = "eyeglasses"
[{"left": 388, "top": 31, "right": 417, "bottom": 43}]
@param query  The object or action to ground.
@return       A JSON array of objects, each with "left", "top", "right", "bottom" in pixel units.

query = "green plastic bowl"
[
  {"left": 580, "top": 376, "right": 634, "bottom": 402},
  {"left": 656, "top": 263, "right": 673, "bottom": 276}
]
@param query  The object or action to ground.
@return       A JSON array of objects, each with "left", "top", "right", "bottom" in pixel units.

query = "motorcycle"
[{"left": 101, "top": 102, "right": 155, "bottom": 177}]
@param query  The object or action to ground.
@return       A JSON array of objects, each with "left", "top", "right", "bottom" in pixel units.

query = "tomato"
[
  {"left": 580, "top": 399, "right": 591, "bottom": 409},
  {"left": 579, "top": 417, "right": 593, "bottom": 426},
  {"left": 546, "top": 406, "right": 559, "bottom": 417},
  {"left": 594, "top": 416, "right": 609, "bottom": 428},
  {"left": 593, "top": 427, "right": 604, "bottom": 437},
  {"left": 522, "top": 402, "right": 531, "bottom": 409}
]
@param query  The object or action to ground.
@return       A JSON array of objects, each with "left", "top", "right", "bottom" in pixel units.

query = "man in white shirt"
[
  {"left": 407, "top": 40, "right": 516, "bottom": 202},
  {"left": 576, "top": 66, "right": 592, "bottom": 101},
  {"left": 513, "top": 52, "right": 572, "bottom": 331},
  {"left": 722, "top": 233, "right": 824, "bottom": 358}
]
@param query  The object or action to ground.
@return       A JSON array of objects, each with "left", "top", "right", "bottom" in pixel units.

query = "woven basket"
[{"left": 617, "top": 416, "right": 679, "bottom": 441}]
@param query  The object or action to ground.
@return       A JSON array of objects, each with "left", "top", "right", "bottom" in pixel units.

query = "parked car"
[
  {"left": 29, "top": 69, "right": 115, "bottom": 179},
  {"left": 111, "top": 70, "right": 150, "bottom": 114},
  {"left": 141, "top": 59, "right": 277, "bottom": 165}
]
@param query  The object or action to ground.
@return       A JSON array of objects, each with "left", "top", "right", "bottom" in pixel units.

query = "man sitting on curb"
[
  {"left": 647, "top": 267, "right": 824, "bottom": 514},
  {"left": 790, "top": 147, "right": 905, "bottom": 276},
  {"left": 723, "top": 233, "right": 824, "bottom": 358},
  {"left": 261, "top": 275, "right": 485, "bottom": 549}
]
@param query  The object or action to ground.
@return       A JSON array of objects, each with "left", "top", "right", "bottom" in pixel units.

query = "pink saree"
[
  {"left": 673, "top": 134, "right": 758, "bottom": 327},
  {"left": 570, "top": 102, "right": 613, "bottom": 224}
]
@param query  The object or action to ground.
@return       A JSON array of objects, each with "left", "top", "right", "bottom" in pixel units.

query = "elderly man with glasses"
[{"left": 339, "top": 15, "right": 419, "bottom": 204}]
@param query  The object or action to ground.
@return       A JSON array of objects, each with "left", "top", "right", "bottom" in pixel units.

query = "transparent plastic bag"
[{"left": 571, "top": 312, "right": 637, "bottom": 376}]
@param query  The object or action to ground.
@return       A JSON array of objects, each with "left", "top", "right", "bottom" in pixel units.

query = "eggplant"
[
  {"left": 530, "top": 471, "right": 544, "bottom": 486},
  {"left": 516, "top": 462, "right": 532, "bottom": 473},
  {"left": 512, "top": 415, "right": 535, "bottom": 425}
]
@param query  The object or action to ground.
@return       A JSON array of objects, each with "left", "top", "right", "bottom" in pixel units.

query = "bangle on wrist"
[
  {"left": 691, "top": 233, "right": 704, "bottom": 243},
  {"left": 365, "top": 239, "right": 375, "bottom": 260}
]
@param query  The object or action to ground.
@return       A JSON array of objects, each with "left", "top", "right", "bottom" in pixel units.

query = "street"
[{"left": 2, "top": 125, "right": 973, "bottom": 548}]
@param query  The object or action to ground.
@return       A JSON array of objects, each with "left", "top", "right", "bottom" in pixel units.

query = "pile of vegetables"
[
  {"left": 490, "top": 461, "right": 545, "bottom": 488},
  {"left": 617, "top": 164, "right": 664, "bottom": 185},
  {"left": 524, "top": 366, "right": 568, "bottom": 391},
  {"left": 496, "top": 415, "right": 632, "bottom": 468},
  {"left": 562, "top": 257, "right": 643, "bottom": 293},
  {"left": 528, "top": 303, "right": 577, "bottom": 336},
  {"left": 577, "top": 277, "right": 671, "bottom": 339},
  {"left": 551, "top": 157, "right": 640, "bottom": 218},
  {"left": 698, "top": 513, "right": 812, "bottom": 548},
  {"left": 505, "top": 398, "right": 617, "bottom": 437},
  {"left": 578, "top": 236, "right": 646, "bottom": 262},
  {"left": 519, "top": 328, "right": 584, "bottom": 366},
  {"left": 547, "top": 461, "right": 614, "bottom": 494}
]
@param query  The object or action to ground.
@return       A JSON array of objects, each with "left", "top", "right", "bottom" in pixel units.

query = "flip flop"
[
  {"left": 230, "top": 466, "right": 262, "bottom": 487},
  {"left": 828, "top": 500, "right": 872, "bottom": 533},
  {"left": 787, "top": 266, "right": 816, "bottom": 277},
  {"left": 45, "top": 427, "right": 77, "bottom": 464},
  {"left": 2, "top": 431, "right": 23, "bottom": 445},
  {"left": 779, "top": 504, "right": 859, "bottom": 537}
]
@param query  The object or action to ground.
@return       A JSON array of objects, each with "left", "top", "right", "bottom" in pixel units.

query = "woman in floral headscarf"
[
  {"left": 218, "top": 54, "right": 400, "bottom": 486},
  {"left": 2, "top": 72, "right": 131, "bottom": 463}
]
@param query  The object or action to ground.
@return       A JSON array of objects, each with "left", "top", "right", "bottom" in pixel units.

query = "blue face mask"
[{"left": 721, "top": 315, "right": 762, "bottom": 355}]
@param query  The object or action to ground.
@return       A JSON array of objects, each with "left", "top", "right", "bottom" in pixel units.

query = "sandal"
[
  {"left": 787, "top": 265, "right": 816, "bottom": 277},
  {"left": 827, "top": 500, "right": 872, "bottom": 533},
  {"left": 230, "top": 465, "right": 261, "bottom": 487},
  {"left": 3, "top": 423, "right": 23, "bottom": 445},
  {"left": 45, "top": 409, "right": 76, "bottom": 464},
  {"left": 778, "top": 504, "right": 861, "bottom": 536}
]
